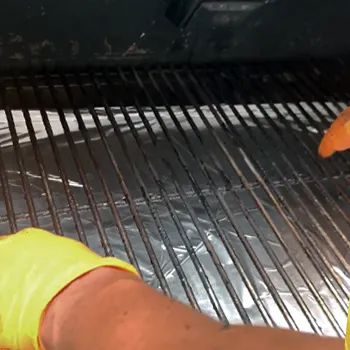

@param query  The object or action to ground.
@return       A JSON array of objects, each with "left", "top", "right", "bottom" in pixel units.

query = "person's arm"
[{"left": 40, "top": 267, "right": 344, "bottom": 350}]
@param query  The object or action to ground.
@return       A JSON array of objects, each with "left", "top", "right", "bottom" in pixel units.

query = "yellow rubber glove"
[{"left": 0, "top": 227, "right": 138, "bottom": 350}]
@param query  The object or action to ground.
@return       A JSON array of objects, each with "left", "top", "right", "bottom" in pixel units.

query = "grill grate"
[{"left": 0, "top": 60, "right": 349, "bottom": 336}]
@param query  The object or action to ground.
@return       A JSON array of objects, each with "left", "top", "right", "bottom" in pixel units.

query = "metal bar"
[
  {"left": 44, "top": 70, "right": 114, "bottom": 255},
  {"left": 260, "top": 64, "right": 350, "bottom": 211},
  {"left": 194, "top": 67, "right": 348, "bottom": 325},
  {"left": 120, "top": 67, "right": 257, "bottom": 323},
  {"left": 264, "top": 63, "right": 350, "bottom": 170},
  {"left": 0, "top": 79, "right": 39, "bottom": 226},
  {"left": 228, "top": 66, "right": 350, "bottom": 263},
  {"left": 210, "top": 66, "right": 347, "bottom": 333},
  {"left": 216, "top": 66, "right": 349, "bottom": 302},
  {"left": 220, "top": 64, "right": 350, "bottom": 281},
  {"left": 104, "top": 76, "right": 203, "bottom": 312},
  {"left": 81, "top": 70, "right": 172, "bottom": 296},
  {"left": 276, "top": 62, "right": 350, "bottom": 176},
  {"left": 134, "top": 68, "right": 278, "bottom": 326},
  {"left": 59, "top": 71, "right": 148, "bottom": 273},
  {"left": 148, "top": 67, "right": 300, "bottom": 329},
  {"left": 28, "top": 71, "right": 88, "bottom": 244},
  {"left": 0, "top": 62, "right": 347, "bottom": 335},
  {"left": 170, "top": 66, "right": 337, "bottom": 334},
  {"left": 293, "top": 61, "right": 350, "bottom": 142},
  {"left": 75, "top": 70, "right": 176, "bottom": 293},
  {"left": 0, "top": 141, "right": 17, "bottom": 232},
  {"left": 252, "top": 65, "right": 350, "bottom": 207},
  {"left": 258, "top": 66, "right": 350, "bottom": 258},
  {"left": 100, "top": 67, "right": 238, "bottom": 322},
  {"left": 11, "top": 72, "right": 63, "bottom": 235}
]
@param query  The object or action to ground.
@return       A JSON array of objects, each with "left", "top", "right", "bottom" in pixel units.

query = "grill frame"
[{"left": 0, "top": 59, "right": 348, "bottom": 336}]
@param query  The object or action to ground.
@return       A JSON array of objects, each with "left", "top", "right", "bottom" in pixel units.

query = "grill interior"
[{"left": 0, "top": 59, "right": 349, "bottom": 336}]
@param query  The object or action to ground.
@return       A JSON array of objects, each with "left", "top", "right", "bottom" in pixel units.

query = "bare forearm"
[{"left": 40, "top": 268, "right": 344, "bottom": 350}]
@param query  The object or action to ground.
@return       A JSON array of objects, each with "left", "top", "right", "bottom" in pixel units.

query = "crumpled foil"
[{"left": 0, "top": 102, "right": 348, "bottom": 336}]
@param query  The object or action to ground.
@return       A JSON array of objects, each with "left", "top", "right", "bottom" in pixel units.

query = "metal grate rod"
[
  {"left": 13, "top": 72, "right": 63, "bottom": 235},
  {"left": 0, "top": 62, "right": 347, "bottom": 335},
  {"left": 253, "top": 64, "right": 350, "bottom": 207},
  {"left": 147, "top": 68, "right": 305, "bottom": 329},
  {"left": 266, "top": 63, "right": 350, "bottom": 170},
  {"left": 102, "top": 68, "right": 238, "bottom": 322},
  {"left": 193, "top": 67, "right": 347, "bottom": 333},
  {"left": 0, "top": 137, "right": 17, "bottom": 232},
  {"left": 141, "top": 68, "right": 289, "bottom": 326},
  {"left": 29, "top": 71, "right": 89, "bottom": 244},
  {"left": 224, "top": 65, "right": 350, "bottom": 280},
  {"left": 168, "top": 68, "right": 330, "bottom": 334},
  {"left": 44, "top": 70, "right": 115, "bottom": 255},
  {"left": 75, "top": 71, "right": 201, "bottom": 303},
  {"left": 0, "top": 80, "right": 39, "bottom": 227},
  {"left": 255, "top": 66, "right": 350, "bottom": 259},
  {"left": 198, "top": 67, "right": 349, "bottom": 309},
  {"left": 78, "top": 70, "right": 173, "bottom": 296}
]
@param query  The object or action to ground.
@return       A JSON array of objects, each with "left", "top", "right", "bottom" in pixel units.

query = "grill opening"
[{"left": 0, "top": 59, "right": 349, "bottom": 336}]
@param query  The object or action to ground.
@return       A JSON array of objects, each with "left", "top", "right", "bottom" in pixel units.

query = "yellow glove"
[{"left": 0, "top": 227, "right": 138, "bottom": 350}]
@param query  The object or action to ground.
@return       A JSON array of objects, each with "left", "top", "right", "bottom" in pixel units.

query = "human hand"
[{"left": 0, "top": 228, "right": 137, "bottom": 350}]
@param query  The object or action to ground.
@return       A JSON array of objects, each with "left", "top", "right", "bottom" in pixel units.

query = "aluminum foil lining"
[{"left": 0, "top": 103, "right": 348, "bottom": 336}]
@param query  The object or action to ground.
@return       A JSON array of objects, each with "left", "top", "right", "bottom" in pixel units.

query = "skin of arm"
[{"left": 39, "top": 267, "right": 344, "bottom": 350}]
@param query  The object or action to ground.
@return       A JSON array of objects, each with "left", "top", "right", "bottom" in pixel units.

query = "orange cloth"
[
  {"left": 0, "top": 228, "right": 138, "bottom": 350},
  {"left": 318, "top": 106, "right": 350, "bottom": 157}
]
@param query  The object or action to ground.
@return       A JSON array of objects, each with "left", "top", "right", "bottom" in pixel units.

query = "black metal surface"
[
  {"left": 0, "top": 60, "right": 348, "bottom": 335},
  {"left": 1, "top": 0, "right": 350, "bottom": 66}
]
